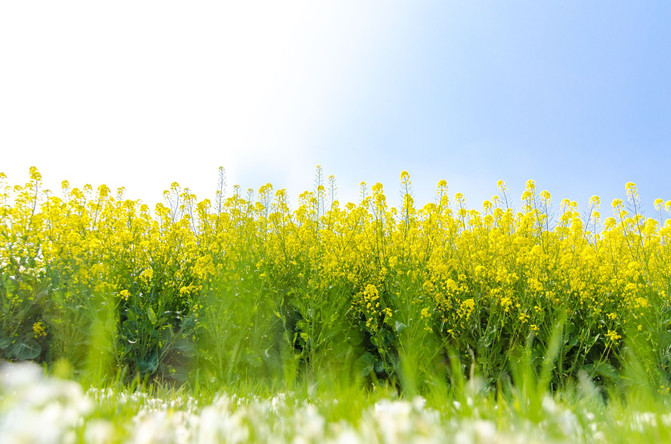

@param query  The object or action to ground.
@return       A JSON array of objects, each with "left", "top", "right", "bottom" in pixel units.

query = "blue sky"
[{"left": 1, "top": 1, "right": 669, "bottom": 217}]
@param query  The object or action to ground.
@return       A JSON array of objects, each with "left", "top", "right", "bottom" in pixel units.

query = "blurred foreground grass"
[{"left": 3, "top": 360, "right": 671, "bottom": 443}]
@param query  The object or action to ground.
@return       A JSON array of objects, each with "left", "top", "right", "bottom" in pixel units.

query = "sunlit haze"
[{"left": 2, "top": 2, "right": 669, "bottom": 215}]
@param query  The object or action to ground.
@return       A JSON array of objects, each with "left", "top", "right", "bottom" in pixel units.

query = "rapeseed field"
[{"left": 1, "top": 166, "right": 671, "bottom": 442}]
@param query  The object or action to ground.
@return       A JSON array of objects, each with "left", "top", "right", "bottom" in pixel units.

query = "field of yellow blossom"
[{"left": 2, "top": 166, "right": 671, "bottom": 441}]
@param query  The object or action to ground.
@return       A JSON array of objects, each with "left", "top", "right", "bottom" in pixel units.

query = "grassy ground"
[{"left": 3, "top": 358, "right": 671, "bottom": 443}]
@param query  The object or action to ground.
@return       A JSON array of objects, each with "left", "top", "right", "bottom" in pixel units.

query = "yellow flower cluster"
[
  {"left": 353, "top": 284, "right": 390, "bottom": 332},
  {"left": 32, "top": 321, "right": 47, "bottom": 338}
]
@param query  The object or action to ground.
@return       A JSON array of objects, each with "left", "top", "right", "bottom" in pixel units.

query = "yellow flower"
[
  {"left": 606, "top": 330, "right": 621, "bottom": 343},
  {"left": 29, "top": 166, "right": 42, "bottom": 181},
  {"left": 119, "top": 289, "right": 131, "bottom": 301},
  {"left": 500, "top": 296, "right": 513, "bottom": 312},
  {"left": 139, "top": 268, "right": 153, "bottom": 283},
  {"left": 625, "top": 182, "right": 638, "bottom": 198},
  {"left": 422, "top": 281, "right": 434, "bottom": 293},
  {"left": 33, "top": 321, "right": 47, "bottom": 338},
  {"left": 635, "top": 297, "right": 649, "bottom": 309},
  {"left": 459, "top": 298, "right": 475, "bottom": 320}
]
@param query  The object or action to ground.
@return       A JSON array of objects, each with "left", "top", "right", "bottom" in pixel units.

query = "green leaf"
[
  {"left": 0, "top": 336, "right": 11, "bottom": 350},
  {"left": 355, "top": 352, "right": 376, "bottom": 378},
  {"left": 138, "top": 351, "right": 159, "bottom": 374},
  {"left": 594, "top": 362, "right": 619, "bottom": 380},
  {"left": 10, "top": 340, "right": 41, "bottom": 360},
  {"left": 174, "top": 337, "right": 196, "bottom": 358},
  {"left": 566, "top": 335, "right": 579, "bottom": 349},
  {"left": 395, "top": 321, "right": 407, "bottom": 334},
  {"left": 583, "top": 362, "right": 619, "bottom": 381},
  {"left": 349, "top": 332, "right": 363, "bottom": 346},
  {"left": 147, "top": 306, "right": 157, "bottom": 324}
]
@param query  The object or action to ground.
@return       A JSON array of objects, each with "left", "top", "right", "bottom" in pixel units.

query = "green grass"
[{"left": 3, "top": 351, "right": 671, "bottom": 443}]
